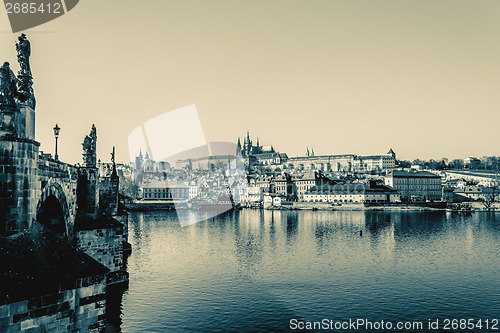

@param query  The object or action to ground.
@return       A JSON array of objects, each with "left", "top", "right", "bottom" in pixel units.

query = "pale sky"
[{"left": 1, "top": 0, "right": 499, "bottom": 164}]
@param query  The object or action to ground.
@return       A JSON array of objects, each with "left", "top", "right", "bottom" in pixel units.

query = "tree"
[
  {"left": 482, "top": 186, "right": 499, "bottom": 211},
  {"left": 397, "top": 160, "right": 411, "bottom": 168},
  {"left": 120, "top": 176, "right": 140, "bottom": 200},
  {"left": 451, "top": 159, "right": 464, "bottom": 169},
  {"left": 425, "top": 159, "right": 439, "bottom": 170},
  {"left": 439, "top": 158, "right": 449, "bottom": 170}
]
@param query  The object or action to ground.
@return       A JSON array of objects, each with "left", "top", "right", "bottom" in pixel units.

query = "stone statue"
[
  {"left": 15, "top": 34, "right": 35, "bottom": 109},
  {"left": 0, "top": 62, "right": 17, "bottom": 107},
  {"left": 16, "top": 34, "right": 31, "bottom": 76},
  {"left": 82, "top": 124, "right": 97, "bottom": 167}
]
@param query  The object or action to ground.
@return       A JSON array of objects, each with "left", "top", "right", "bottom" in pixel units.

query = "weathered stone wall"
[
  {"left": 13, "top": 106, "right": 36, "bottom": 141},
  {"left": 77, "top": 167, "right": 99, "bottom": 219},
  {"left": 0, "top": 274, "right": 106, "bottom": 333},
  {"left": 76, "top": 225, "right": 126, "bottom": 272},
  {"left": 99, "top": 176, "right": 119, "bottom": 217},
  {"left": 0, "top": 139, "right": 40, "bottom": 235}
]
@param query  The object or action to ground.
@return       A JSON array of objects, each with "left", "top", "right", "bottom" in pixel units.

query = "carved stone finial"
[
  {"left": 82, "top": 124, "right": 97, "bottom": 167},
  {"left": 111, "top": 146, "right": 118, "bottom": 178}
]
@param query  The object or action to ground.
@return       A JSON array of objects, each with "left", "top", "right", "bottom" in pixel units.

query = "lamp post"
[{"left": 53, "top": 124, "right": 60, "bottom": 160}]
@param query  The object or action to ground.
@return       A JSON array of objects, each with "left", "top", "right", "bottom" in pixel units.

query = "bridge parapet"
[{"left": 37, "top": 152, "right": 79, "bottom": 180}]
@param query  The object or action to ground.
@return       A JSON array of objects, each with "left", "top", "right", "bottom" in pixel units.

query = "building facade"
[
  {"left": 304, "top": 181, "right": 400, "bottom": 203},
  {"left": 385, "top": 170, "right": 442, "bottom": 201},
  {"left": 142, "top": 180, "right": 189, "bottom": 201}
]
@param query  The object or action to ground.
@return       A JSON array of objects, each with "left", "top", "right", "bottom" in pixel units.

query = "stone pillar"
[
  {"left": 77, "top": 167, "right": 99, "bottom": 219},
  {"left": 98, "top": 174, "right": 119, "bottom": 217},
  {"left": 0, "top": 138, "right": 40, "bottom": 235}
]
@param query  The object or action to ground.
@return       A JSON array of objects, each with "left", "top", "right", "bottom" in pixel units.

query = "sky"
[{"left": 1, "top": 0, "right": 500, "bottom": 164}]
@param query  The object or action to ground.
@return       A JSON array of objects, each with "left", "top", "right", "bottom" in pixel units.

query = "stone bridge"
[
  {"left": 0, "top": 34, "right": 129, "bottom": 332},
  {"left": 36, "top": 155, "right": 78, "bottom": 241}
]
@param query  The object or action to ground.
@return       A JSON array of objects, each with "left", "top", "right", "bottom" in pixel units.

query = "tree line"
[{"left": 397, "top": 156, "right": 500, "bottom": 171}]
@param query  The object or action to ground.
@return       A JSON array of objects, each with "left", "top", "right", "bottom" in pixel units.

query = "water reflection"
[
  {"left": 106, "top": 283, "right": 128, "bottom": 332},
  {"left": 119, "top": 210, "right": 500, "bottom": 332}
]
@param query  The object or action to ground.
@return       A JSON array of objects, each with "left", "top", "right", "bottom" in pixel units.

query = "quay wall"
[
  {"left": 0, "top": 275, "right": 106, "bottom": 333},
  {"left": 76, "top": 226, "right": 127, "bottom": 273}
]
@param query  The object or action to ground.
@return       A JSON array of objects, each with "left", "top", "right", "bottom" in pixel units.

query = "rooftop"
[
  {"left": 142, "top": 179, "right": 188, "bottom": 189},
  {"left": 387, "top": 170, "right": 441, "bottom": 178},
  {"left": 306, "top": 183, "right": 397, "bottom": 194}
]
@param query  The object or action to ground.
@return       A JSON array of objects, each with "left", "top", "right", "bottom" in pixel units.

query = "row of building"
[
  {"left": 130, "top": 134, "right": 497, "bottom": 207},
  {"left": 244, "top": 170, "right": 442, "bottom": 205},
  {"left": 238, "top": 132, "right": 397, "bottom": 173}
]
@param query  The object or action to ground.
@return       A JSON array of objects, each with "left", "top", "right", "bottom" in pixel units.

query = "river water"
[{"left": 118, "top": 210, "right": 500, "bottom": 332}]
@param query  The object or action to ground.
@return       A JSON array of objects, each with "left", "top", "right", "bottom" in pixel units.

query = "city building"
[
  {"left": 142, "top": 179, "right": 189, "bottom": 201},
  {"left": 354, "top": 149, "right": 397, "bottom": 172},
  {"left": 246, "top": 186, "right": 264, "bottom": 205},
  {"left": 304, "top": 181, "right": 400, "bottom": 203},
  {"left": 293, "top": 171, "right": 338, "bottom": 200},
  {"left": 385, "top": 170, "right": 442, "bottom": 201}
]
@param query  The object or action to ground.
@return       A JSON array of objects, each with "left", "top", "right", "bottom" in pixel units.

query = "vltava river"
[{"left": 119, "top": 210, "right": 500, "bottom": 332}]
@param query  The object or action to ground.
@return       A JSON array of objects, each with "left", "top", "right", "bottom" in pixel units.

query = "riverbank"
[
  {"left": 259, "top": 201, "right": 497, "bottom": 212},
  {"left": 125, "top": 200, "right": 497, "bottom": 212},
  {"left": 124, "top": 201, "right": 176, "bottom": 211},
  {"left": 258, "top": 202, "right": 446, "bottom": 212}
]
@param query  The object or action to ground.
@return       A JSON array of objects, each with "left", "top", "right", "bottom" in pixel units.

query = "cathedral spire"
[
  {"left": 236, "top": 137, "right": 241, "bottom": 153},
  {"left": 306, "top": 147, "right": 309, "bottom": 157},
  {"left": 111, "top": 146, "right": 118, "bottom": 178}
]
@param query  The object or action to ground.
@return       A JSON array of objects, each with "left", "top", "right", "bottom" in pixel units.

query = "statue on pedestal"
[
  {"left": 0, "top": 62, "right": 18, "bottom": 136},
  {"left": 82, "top": 124, "right": 97, "bottom": 167},
  {"left": 0, "top": 62, "right": 17, "bottom": 107},
  {"left": 16, "top": 34, "right": 31, "bottom": 76},
  {"left": 15, "top": 34, "right": 35, "bottom": 109}
]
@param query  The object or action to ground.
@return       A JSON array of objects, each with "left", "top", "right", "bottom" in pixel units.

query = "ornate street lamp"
[{"left": 53, "top": 124, "right": 60, "bottom": 160}]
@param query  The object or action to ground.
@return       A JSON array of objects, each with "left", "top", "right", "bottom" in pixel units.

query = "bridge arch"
[{"left": 36, "top": 180, "right": 73, "bottom": 241}]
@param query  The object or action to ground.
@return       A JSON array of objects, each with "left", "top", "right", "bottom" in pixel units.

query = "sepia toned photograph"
[{"left": 0, "top": 1, "right": 499, "bottom": 332}]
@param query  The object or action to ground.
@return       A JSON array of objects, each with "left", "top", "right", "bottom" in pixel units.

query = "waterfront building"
[
  {"left": 254, "top": 176, "right": 273, "bottom": 192},
  {"left": 188, "top": 180, "right": 199, "bottom": 199},
  {"left": 303, "top": 181, "right": 400, "bottom": 203},
  {"left": 246, "top": 186, "right": 264, "bottom": 204},
  {"left": 271, "top": 176, "right": 290, "bottom": 197},
  {"left": 293, "top": 171, "right": 338, "bottom": 200},
  {"left": 141, "top": 179, "right": 190, "bottom": 201},
  {"left": 385, "top": 170, "right": 442, "bottom": 201}
]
